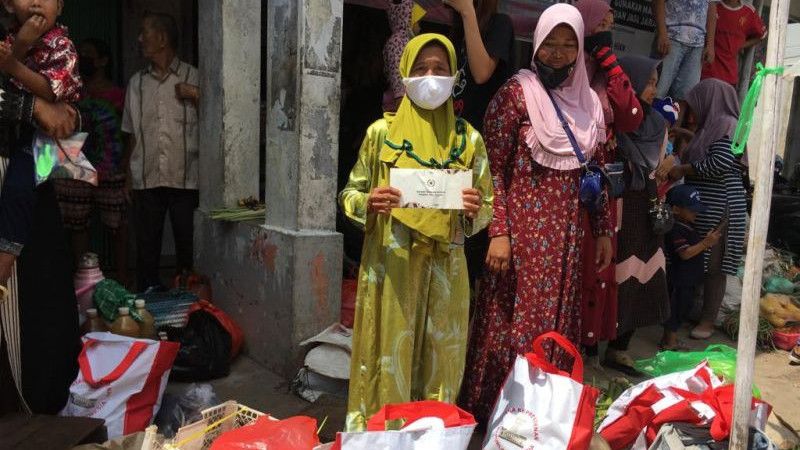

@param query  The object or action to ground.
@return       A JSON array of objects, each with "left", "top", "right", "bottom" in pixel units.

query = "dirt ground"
[{"left": 168, "top": 324, "right": 800, "bottom": 448}]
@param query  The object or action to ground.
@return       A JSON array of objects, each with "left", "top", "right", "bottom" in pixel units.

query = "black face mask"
[
  {"left": 584, "top": 31, "right": 613, "bottom": 54},
  {"left": 79, "top": 57, "right": 97, "bottom": 78},
  {"left": 534, "top": 59, "right": 575, "bottom": 90}
]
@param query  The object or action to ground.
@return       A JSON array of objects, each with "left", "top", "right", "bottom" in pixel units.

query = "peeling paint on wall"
[
  {"left": 270, "top": 89, "right": 293, "bottom": 131},
  {"left": 269, "top": 1, "right": 298, "bottom": 131},
  {"left": 306, "top": 106, "right": 336, "bottom": 180},
  {"left": 303, "top": 0, "right": 342, "bottom": 73}
]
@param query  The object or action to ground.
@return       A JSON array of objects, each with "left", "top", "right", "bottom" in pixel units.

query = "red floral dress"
[
  {"left": 458, "top": 79, "right": 612, "bottom": 423},
  {"left": 580, "top": 51, "right": 643, "bottom": 347}
]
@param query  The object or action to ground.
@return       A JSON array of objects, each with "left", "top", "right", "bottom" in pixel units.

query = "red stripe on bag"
[
  {"left": 78, "top": 339, "right": 148, "bottom": 387},
  {"left": 599, "top": 385, "right": 663, "bottom": 450},
  {"left": 568, "top": 384, "right": 600, "bottom": 450},
  {"left": 330, "top": 432, "right": 343, "bottom": 450},
  {"left": 123, "top": 341, "right": 179, "bottom": 435},
  {"left": 365, "top": 400, "right": 477, "bottom": 431}
]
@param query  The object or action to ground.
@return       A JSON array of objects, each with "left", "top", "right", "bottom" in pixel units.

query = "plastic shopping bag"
[
  {"left": 170, "top": 309, "right": 232, "bottom": 381},
  {"left": 484, "top": 332, "right": 599, "bottom": 450},
  {"left": 60, "top": 332, "right": 179, "bottom": 438},
  {"left": 210, "top": 415, "right": 320, "bottom": 450},
  {"left": 188, "top": 300, "right": 244, "bottom": 359},
  {"left": 635, "top": 345, "right": 738, "bottom": 382},
  {"left": 332, "top": 400, "right": 477, "bottom": 450},
  {"left": 33, "top": 131, "right": 96, "bottom": 186},
  {"left": 634, "top": 344, "right": 761, "bottom": 397}
]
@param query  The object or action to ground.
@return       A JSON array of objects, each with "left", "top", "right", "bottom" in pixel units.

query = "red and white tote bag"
[
  {"left": 60, "top": 332, "right": 179, "bottom": 438},
  {"left": 332, "top": 401, "right": 477, "bottom": 450},
  {"left": 484, "top": 332, "right": 599, "bottom": 450},
  {"left": 597, "top": 362, "right": 722, "bottom": 450}
]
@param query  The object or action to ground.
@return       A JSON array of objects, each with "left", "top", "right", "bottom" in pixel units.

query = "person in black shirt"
[
  {"left": 662, "top": 185, "right": 720, "bottom": 351},
  {"left": 445, "top": 0, "right": 514, "bottom": 289},
  {"left": 446, "top": 0, "right": 513, "bottom": 133}
]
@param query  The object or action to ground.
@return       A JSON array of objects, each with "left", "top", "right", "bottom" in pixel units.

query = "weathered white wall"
[
  {"left": 196, "top": 0, "right": 344, "bottom": 377},
  {"left": 266, "top": 0, "right": 342, "bottom": 231},
  {"left": 198, "top": 0, "right": 260, "bottom": 208}
]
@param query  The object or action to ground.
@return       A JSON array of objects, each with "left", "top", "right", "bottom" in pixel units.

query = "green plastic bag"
[
  {"left": 635, "top": 344, "right": 761, "bottom": 397},
  {"left": 92, "top": 279, "right": 139, "bottom": 322},
  {"left": 763, "top": 276, "right": 794, "bottom": 294}
]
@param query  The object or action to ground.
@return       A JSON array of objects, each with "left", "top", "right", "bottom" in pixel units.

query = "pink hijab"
[
  {"left": 513, "top": 4, "right": 606, "bottom": 171},
  {"left": 575, "top": 0, "right": 613, "bottom": 124},
  {"left": 575, "top": 0, "right": 611, "bottom": 37}
]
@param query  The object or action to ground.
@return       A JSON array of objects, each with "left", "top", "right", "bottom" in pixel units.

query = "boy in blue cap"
[{"left": 661, "top": 185, "right": 721, "bottom": 350}]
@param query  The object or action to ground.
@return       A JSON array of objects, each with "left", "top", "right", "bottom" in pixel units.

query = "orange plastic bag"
[{"left": 210, "top": 416, "right": 320, "bottom": 450}]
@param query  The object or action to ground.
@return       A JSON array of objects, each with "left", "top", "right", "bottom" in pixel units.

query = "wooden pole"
[
  {"left": 729, "top": 0, "right": 791, "bottom": 448},
  {"left": 738, "top": 0, "right": 766, "bottom": 102}
]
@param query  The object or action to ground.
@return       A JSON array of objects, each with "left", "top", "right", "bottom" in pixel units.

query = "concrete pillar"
[
  {"left": 197, "top": 0, "right": 260, "bottom": 208},
  {"left": 265, "top": 0, "right": 342, "bottom": 231},
  {"left": 195, "top": 0, "right": 343, "bottom": 378}
]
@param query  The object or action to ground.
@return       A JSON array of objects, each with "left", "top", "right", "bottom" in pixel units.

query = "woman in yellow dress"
[{"left": 339, "top": 33, "right": 493, "bottom": 431}]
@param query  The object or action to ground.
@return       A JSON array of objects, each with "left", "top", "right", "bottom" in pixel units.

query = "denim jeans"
[{"left": 656, "top": 39, "right": 703, "bottom": 100}]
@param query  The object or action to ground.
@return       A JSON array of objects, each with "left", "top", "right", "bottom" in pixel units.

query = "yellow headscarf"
[{"left": 380, "top": 33, "right": 475, "bottom": 245}]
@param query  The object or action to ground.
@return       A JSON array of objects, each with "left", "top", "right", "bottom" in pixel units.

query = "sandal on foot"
[{"left": 602, "top": 351, "right": 643, "bottom": 377}]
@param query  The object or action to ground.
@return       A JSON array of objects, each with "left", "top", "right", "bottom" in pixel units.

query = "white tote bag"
[
  {"left": 338, "top": 417, "right": 475, "bottom": 449},
  {"left": 61, "top": 332, "right": 179, "bottom": 438},
  {"left": 484, "top": 332, "right": 599, "bottom": 450},
  {"left": 332, "top": 400, "right": 476, "bottom": 450}
]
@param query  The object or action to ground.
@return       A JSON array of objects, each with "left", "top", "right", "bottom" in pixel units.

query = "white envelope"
[{"left": 390, "top": 168, "right": 472, "bottom": 210}]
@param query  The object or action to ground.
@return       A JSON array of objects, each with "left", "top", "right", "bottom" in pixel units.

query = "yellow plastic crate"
[{"left": 150, "top": 401, "right": 269, "bottom": 450}]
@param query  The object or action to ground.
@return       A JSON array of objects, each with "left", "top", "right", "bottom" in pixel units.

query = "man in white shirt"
[{"left": 122, "top": 11, "right": 200, "bottom": 290}]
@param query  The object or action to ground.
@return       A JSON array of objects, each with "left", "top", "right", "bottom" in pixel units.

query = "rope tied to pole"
[{"left": 732, "top": 63, "right": 785, "bottom": 156}]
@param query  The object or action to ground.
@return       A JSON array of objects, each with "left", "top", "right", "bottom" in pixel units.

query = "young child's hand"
[
  {"left": 703, "top": 229, "right": 721, "bottom": 248},
  {"left": 0, "top": 42, "right": 14, "bottom": 71},
  {"left": 17, "top": 14, "right": 49, "bottom": 48},
  {"left": 656, "top": 155, "right": 676, "bottom": 182}
]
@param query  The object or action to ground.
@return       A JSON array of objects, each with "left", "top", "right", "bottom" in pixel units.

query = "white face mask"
[{"left": 402, "top": 75, "right": 456, "bottom": 110}]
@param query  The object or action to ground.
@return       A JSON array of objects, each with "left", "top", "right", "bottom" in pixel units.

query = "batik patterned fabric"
[
  {"left": 458, "top": 79, "right": 612, "bottom": 424},
  {"left": 339, "top": 119, "right": 493, "bottom": 432},
  {"left": 4, "top": 24, "right": 82, "bottom": 102}
]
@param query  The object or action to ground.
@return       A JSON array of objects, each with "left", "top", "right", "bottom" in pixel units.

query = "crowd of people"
[
  {"left": 0, "top": 0, "right": 770, "bottom": 433},
  {"left": 0, "top": 4, "right": 199, "bottom": 415},
  {"left": 340, "top": 0, "right": 767, "bottom": 431}
]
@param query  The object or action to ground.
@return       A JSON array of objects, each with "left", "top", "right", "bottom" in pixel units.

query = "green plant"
[{"left": 721, "top": 305, "right": 775, "bottom": 351}]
